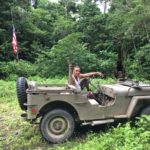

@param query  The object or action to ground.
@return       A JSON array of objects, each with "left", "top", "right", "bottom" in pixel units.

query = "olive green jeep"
[{"left": 16, "top": 77, "right": 150, "bottom": 143}]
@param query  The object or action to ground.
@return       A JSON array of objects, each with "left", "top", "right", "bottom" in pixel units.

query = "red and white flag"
[{"left": 12, "top": 25, "right": 17, "bottom": 55}]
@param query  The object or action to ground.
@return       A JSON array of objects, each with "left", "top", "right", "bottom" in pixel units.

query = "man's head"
[{"left": 73, "top": 66, "right": 80, "bottom": 77}]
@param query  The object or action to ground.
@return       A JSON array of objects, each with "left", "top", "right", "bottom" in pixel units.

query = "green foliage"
[
  {"left": 0, "top": 60, "right": 36, "bottom": 80},
  {"left": 58, "top": 118, "right": 150, "bottom": 150},
  {"left": 36, "top": 33, "right": 88, "bottom": 76},
  {"left": 0, "top": 80, "right": 16, "bottom": 103},
  {"left": 135, "top": 44, "right": 150, "bottom": 80},
  {"left": 0, "top": 79, "right": 150, "bottom": 150},
  {"left": 0, "top": 0, "right": 149, "bottom": 80},
  {"left": 35, "top": 32, "right": 115, "bottom": 77},
  {"left": 53, "top": 15, "right": 75, "bottom": 41},
  {"left": 125, "top": 44, "right": 150, "bottom": 80},
  {"left": 77, "top": 0, "right": 100, "bottom": 18}
]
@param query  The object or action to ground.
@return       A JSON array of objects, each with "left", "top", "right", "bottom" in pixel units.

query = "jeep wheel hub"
[{"left": 48, "top": 117, "right": 67, "bottom": 134}]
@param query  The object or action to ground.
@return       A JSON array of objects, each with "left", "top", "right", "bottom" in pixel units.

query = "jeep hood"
[{"left": 101, "top": 82, "right": 150, "bottom": 97}]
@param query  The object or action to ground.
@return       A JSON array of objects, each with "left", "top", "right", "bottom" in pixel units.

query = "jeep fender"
[
  {"left": 126, "top": 96, "right": 150, "bottom": 118},
  {"left": 39, "top": 101, "right": 80, "bottom": 121}
]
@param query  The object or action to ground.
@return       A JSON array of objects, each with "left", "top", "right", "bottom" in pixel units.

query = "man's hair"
[{"left": 73, "top": 65, "right": 80, "bottom": 71}]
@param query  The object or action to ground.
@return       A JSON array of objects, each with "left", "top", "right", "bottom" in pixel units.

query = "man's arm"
[{"left": 80, "top": 72, "right": 103, "bottom": 78}]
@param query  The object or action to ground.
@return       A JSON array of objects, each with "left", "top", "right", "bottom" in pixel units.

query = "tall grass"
[{"left": 0, "top": 77, "right": 150, "bottom": 150}]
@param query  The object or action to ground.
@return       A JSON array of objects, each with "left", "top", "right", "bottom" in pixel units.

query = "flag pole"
[{"left": 16, "top": 47, "right": 19, "bottom": 61}]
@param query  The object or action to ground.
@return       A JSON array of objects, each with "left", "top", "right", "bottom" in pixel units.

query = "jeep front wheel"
[
  {"left": 40, "top": 109, "right": 75, "bottom": 143},
  {"left": 140, "top": 106, "right": 150, "bottom": 116}
]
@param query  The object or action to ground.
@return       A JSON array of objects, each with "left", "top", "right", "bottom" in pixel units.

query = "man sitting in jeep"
[{"left": 71, "top": 66, "right": 104, "bottom": 92}]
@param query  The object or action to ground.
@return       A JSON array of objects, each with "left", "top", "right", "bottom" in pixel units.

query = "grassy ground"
[{"left": 0, "top": 78, "right": 150, "bottom": 150}]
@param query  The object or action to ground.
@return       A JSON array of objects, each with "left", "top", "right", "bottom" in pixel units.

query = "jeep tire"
[
  {"left": 16, "top": 77, "right": 28, "bottom": 110},
  {"left": 40, "top": 109, "right": 75, "bottom": 144},
  {"left": 140, "top": 106, "right": 150, "bottom": 116}
]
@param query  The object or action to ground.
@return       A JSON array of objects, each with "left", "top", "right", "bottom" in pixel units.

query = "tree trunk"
[
  {"left": 131, "top": 32, "right": 137, "bottom": 52},
  {"left": 143, "top": 21, "right": 150, "bottom": 43},
  {"left": 67, "top": 59, "right": 73, "bottom": 85}
]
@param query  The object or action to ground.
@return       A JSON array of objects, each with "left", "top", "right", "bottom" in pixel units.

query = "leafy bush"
[
  {"left": 97, "top": 50, "right": 116, "bottom": 76},
  {"left": 125, "top": 44, "right": 150, "bottom": 80},
  {"left": 0, "top": 60, "right": 36, "bottom": 80},
  {"left": 135, "top": 44, "right": 150, "bottom": 80},
  {"left": 58, "top": 116, "right": 150, "bottom": 150}
]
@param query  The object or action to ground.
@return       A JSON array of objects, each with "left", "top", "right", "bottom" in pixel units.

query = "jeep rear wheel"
[
  {"left": 140, "top": 106, "right": 150, "bottom": 116},
  {"left": 40, "top": 109, "right": 75, "bottom": 144},
  {"left": 16, "top": 77, "right": 28, "bottom": 110}
]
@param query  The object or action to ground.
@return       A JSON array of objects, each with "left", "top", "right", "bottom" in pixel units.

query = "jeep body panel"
[
  {"left": 27, "top": 92, "right": 110, "bottom": 120},
  {"left": 101, "top": 84, "right": 150, "bottom": 117},
  {"left": 26, "top": 82, "right": 150, "bottom": 121},
  {"left": 127, "top": 96, "right": 150, "bottom": 117}
]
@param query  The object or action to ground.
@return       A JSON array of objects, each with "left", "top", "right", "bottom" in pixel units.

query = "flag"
[{"left": 12, "top": 25, "right": 17, "bottom": 55}]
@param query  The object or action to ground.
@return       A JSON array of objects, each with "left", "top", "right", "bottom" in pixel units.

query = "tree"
[
  {"left": 108, "top": 0, "right": 150, "bottom": 79},
  {"left": 59, "top": 0, "right": 77, "bottom": 15}
]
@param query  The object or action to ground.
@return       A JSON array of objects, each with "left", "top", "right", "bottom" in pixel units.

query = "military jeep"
[{"left": 16, "top": 77, "right": 150, "bottom": 143}]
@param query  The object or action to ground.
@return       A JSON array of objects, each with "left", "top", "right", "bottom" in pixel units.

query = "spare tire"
[{"left": 16, "top": 77, "right": 28, "bottom": 110}]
